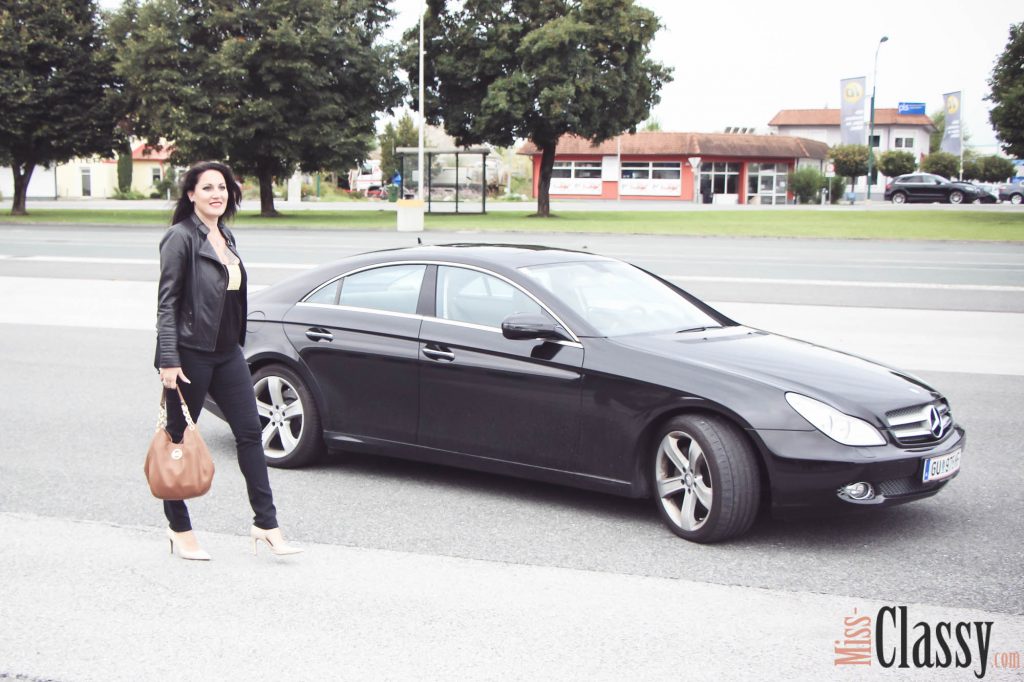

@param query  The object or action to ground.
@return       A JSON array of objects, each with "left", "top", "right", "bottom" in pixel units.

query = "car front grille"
[{"left": 885, "top": 400, "right": 953, "bottom": 445}]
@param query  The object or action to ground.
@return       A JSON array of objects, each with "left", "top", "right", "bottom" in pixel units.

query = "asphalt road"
[{"left": 2, "top": 226, "right": 1023, "bottom": 679}]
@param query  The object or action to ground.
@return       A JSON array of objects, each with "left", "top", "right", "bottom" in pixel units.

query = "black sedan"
[
  {"left": 884, "top": 173, "right": 990, "bottom": 204},
  {"left": 217, "top": 245, "right": 964, "bottom": 543}
]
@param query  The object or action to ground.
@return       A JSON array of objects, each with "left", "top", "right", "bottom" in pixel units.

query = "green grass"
[{"left": 3, "top": 207, "right": 1024, "bottom": 241}]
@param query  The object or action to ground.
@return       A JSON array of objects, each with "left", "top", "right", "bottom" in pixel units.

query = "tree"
[
  {"left": 922, "top": 151, "right": 959, "bottom": 179},
  {"left": 789, "top": 167, "right": 825, "bottom": 204},
  {"left": 0, "top": 0, "right": 122, "bottom": 215},
  {"left": 987, "top": 22, "right": 1024, "bottom": 158},
  {"left": 877, "top": 150, "right": 916, "bottom": 179},
  {"left": 830, "top": 144, "right": 869, "bottom": 191},
  {"left": 402, "top": 0, "right": 672, "bottom": 217},
  {"left": 378, "top": 112, "right": 419, "bottom": 184},
  {"left": 113, "top": 0, "right": 401, "bottom": 216},
  {"left": 116, "top": 143, "right": 133, "bottom": 194},
  {"left": 641, "top": 117, "right": 662, "bottom": 132},
  {"left": 929, "top": 108, "right": 945, "bottom": 153},
  {"left": 965, "top": 154, "right": 1016, "bottom": 182}
]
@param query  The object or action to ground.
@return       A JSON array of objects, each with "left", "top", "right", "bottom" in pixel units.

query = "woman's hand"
[{"left": 159, "top": 367, "right": 191, "bottom": 389}]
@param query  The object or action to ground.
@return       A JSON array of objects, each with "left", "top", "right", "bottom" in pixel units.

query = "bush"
[
  {"left": 111, "top": 187, "right": 147, "bottom": 200},
  {"left": 964, "top": 155, "right": 1016, "bottom": 182},
  {"left": 789, "top": 167, "right": 826, "bottom": 204},
  {"left": 877, "top": 150, "right": 916, "bottom": 179},
  {"left": 828, "top": 176, "right": 846, "bottom": 204},
  {"left": 153, "top": 167, "right": 179, "bottom": 199},
  {"left": 116, "top": 149, "right": 133, "bottom": 193},
  {"left": 830, "top": 144, "right": 869, "bottom": 189},
  {"left": 921, "top": 151, "right": 959, "bottom": 179}
]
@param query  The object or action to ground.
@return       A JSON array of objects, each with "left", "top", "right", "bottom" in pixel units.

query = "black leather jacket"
[{"left": 155, "top": 213, "right": 246, "bottom": 368}]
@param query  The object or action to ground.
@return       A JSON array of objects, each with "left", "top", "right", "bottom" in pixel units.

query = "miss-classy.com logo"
[{"left": 834, "top": 606, "right": 1019, "bottom": 678}]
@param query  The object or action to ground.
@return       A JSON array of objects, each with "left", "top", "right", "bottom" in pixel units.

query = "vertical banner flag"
[
  {"left": 840, "top": 77, "right": 867, "bottom": 145},
  {"left": 940, "top": 91, "right": 962, "bottom": 155}
]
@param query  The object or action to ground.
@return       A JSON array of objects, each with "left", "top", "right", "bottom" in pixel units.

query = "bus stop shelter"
[{"left": 395, "top": 147, "right": 490, "bottom": 214}]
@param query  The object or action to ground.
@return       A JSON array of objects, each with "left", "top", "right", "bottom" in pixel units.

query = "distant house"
[
  {"left": 55, "top": 157, "right": 117, "bottom": 199},
  {"left": 769, "top": 108, "right": 936, "bottom": 195},
  {"left": 130, "top": 143, "right": 173, "bottom": 196},
  {"left": 518, "top": 132, "right": 828, "bottom": 205}
]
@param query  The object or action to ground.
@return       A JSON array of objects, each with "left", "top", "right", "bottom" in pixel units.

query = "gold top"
[{"left": 226, "top": 259, "right": 241, "bottom": 291}]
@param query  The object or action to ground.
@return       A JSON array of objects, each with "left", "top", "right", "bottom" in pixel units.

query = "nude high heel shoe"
[
  {"left": 250, "top": 526, "right": 304, "bottom": 556},
  {"left": 166, "top": 528, "right": 211, "bottom": 561}
]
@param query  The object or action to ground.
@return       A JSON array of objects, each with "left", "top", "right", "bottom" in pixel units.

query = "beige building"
[
  {"left": 54, "top": 142, "right": 173, "bottom": 199},
  {"left": 55, "top": 157, "right": 117, "bottom": 198}
]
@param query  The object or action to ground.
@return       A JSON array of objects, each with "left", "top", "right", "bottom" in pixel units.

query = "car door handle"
[
  {"left": 305, "top": 328, "right": 333, "bottom": 342},
  {"left": 422, "top": 347, "right": 455, "bottom": 361}
]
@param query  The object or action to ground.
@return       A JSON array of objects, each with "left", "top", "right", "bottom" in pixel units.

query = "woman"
[{"left": 155, "top": 160, "right": 301, "bottom": 560}]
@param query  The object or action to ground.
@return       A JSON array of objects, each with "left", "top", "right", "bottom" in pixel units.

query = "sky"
[
  {"left": 385, "top": 0, "right": 1023, "bottom": 153},
  {"left": 99, "top": 0, "right": 1023, "bottom": 154}
]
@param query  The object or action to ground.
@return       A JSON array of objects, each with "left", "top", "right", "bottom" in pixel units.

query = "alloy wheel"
[
  {"left": 655, "top": 430, "right": 714, "bottom": 532},
  {"left": 254, "top": 375, "right": 305, "bottom": 459}
]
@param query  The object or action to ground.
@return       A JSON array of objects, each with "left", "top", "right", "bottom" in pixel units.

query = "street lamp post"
[
  {"left": 398, "top": 1, "right": 427, "bottom": 231},
  {"left": 866, "top": 35, "right": 888, "bottom": 201}
]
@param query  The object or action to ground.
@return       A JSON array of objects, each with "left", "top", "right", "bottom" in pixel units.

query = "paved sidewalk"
[{"left": 2, "top": 512, "right": 1022, "bottom": 681}]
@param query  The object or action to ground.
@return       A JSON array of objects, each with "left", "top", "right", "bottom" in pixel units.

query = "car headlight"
[{"left": 785, "top": 393, "right": 886, "bottom": 446}]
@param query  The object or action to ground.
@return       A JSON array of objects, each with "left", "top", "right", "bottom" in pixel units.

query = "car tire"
[
  {"left": 652, "top": 414, "right": 761, "bottom": 543},
  {"left": 891, "top": 192, "right": 907, "bottom": 205},
  {"left": 251, "top": 363, "right": 325, "bottom": 468},
  {"left": 1011, "top": 194, "right": 1023, "bottom": 205},
  {"left": 949, "top": 190, "right": 964, "bottom": 204}
]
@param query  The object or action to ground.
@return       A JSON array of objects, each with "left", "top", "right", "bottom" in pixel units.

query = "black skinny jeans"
[{"left": 164, "top": 345, "right": 278, "bottom": 532}]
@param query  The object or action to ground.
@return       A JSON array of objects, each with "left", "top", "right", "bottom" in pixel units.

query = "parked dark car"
[
  {"left": 999, "top": 183, "right": 1023, "bottom": 205},
  {"left": 210, "top": 245, "right": 964, "bottom": 543},
  {"left": 884, "top": 173, "right": 989, "bottom": 204}
]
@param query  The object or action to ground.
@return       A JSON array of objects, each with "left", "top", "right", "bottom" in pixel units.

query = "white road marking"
[
  {"left": 669, "top": 274, "right": 1024, "bottom": 293},
  {"left": 0, "top": 276, "right": 1021, "bottom": 376},
  {"left": 13, "top": 255, "right": 312, "bottom": 269},
  {"left": 3, "top": 255, "right": 1022, "bottom": 291}
]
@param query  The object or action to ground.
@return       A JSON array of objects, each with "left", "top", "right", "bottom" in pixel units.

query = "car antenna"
[{"left": 417, "top": 237, "right": 422, "bottom": 245}]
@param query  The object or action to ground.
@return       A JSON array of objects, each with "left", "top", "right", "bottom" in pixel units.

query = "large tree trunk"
[
  {"left": 535, "top": 140, "right": 557, "bottom": 218},
  {"left": 10, "top": 160, "right": 35, "bottom": 216},
  {"left": 257, "top": 163, "right": 279, "bottom": 217}
]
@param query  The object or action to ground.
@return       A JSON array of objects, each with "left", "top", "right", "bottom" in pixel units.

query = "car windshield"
[{"left": 519, "top": 260, "right": 723, "bottom": 336}]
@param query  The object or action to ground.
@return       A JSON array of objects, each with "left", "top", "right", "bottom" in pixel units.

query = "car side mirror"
[{"left": 501, "top": 313, "right": 572, "bottom": 342}]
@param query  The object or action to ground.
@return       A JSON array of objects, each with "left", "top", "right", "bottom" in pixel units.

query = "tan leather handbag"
[{"left": 144, "top": 388, "right": 215, "bottom": 500}]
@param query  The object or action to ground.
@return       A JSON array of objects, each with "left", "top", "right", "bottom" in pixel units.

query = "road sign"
[{"left": 898, "top": 102, "right": 926, "bottom": 115}]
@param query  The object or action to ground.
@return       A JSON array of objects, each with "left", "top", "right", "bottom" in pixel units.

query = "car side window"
[
  {"left": 305, "top": 280, "right": 340, "bottom": 304},
  {"left": 436, "top": 266, "right": 547, "bottom": 328},
  {"left": 335, "top": 264, "right": 426, "bottom": 314}
]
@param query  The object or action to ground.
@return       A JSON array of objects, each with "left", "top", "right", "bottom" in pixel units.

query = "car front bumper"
[{"left": 751, "top": 426, "right": 965, "bottom": 515}]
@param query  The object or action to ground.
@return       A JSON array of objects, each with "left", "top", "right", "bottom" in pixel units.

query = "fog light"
[{"left": 840, "top": 482, "right": 874, "bottom": 500}]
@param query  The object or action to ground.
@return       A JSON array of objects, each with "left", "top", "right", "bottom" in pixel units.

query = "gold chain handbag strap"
[{"left": 157, "top": 387, "right": 197, "bottom": 431}]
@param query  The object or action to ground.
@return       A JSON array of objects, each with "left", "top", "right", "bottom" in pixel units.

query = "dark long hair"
[{"left": 170, "top": 161, "right": 243, "bottom": 225}]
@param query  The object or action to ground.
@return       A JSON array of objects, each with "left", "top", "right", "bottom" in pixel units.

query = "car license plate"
[{"left": 922, "top": 448, "right": 961, "bottom": 483}]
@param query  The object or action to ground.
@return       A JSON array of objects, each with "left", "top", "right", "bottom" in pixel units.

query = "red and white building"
[{"left": 519, "top": 132, "right": 828, "bottom": 205}]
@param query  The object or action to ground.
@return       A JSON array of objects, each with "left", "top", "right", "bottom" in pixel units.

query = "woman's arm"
[{"left": 156, "top": 229, "right": 189, "bottom": 370}]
